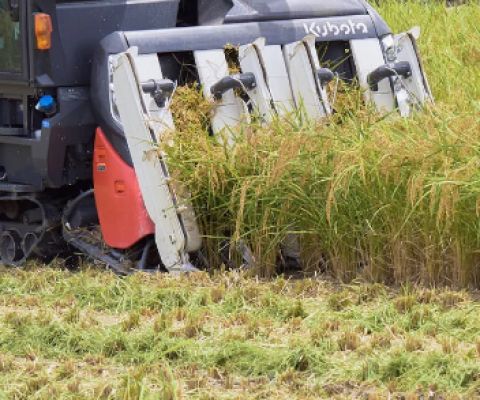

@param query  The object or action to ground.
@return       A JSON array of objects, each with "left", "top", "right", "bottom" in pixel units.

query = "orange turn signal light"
[{"left": 34, "top": 13, "right": 52, "bottom": 50}]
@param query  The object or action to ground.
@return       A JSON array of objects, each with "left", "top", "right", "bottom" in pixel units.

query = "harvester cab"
[{"left": 0, "top": 0, "right": 432, "bottom": 272}]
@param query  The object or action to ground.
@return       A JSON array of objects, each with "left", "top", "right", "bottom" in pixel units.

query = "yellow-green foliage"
[{"left": 166, "top": 1, "right": 480, "bottom": 286}]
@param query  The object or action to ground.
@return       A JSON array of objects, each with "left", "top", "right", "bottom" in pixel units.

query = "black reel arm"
[
  {"left": 210, "top": 72, "right": 257, "bottom": 100},
  {"left": 141, "top": 79, "right": 176, "bottom": 108},
  {"left": 367, "top": 61, "right": 412, "bottom": 91},
  {"left": 317, "top": 68, "right": 335, "bottom": 86}
]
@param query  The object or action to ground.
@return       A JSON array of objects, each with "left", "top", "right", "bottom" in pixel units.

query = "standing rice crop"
[{"left": 166, "top": 1, "right": 480, "bottom": 286}]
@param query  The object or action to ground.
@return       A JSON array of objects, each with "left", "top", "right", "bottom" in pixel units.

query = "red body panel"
[{"left": 93, "top": 128, "right": 154, "bottom": 249}]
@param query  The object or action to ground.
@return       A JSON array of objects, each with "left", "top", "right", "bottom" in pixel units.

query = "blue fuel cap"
[{"left": 36, "top": 95, "right": 56, "bottom": 115}]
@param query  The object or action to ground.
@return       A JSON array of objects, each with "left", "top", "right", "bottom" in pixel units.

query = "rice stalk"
[{"left": 161, "top": 1, "right": 480, "bottom": 286}]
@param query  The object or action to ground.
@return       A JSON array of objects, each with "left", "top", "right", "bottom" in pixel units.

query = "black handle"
[
  {"left": 141, "top": 79, "right": 175, "bottom": 108},
  {"left": 317, "top": 68, "right": 335, "bottom": 86},
  {"left": 210, "top": 72, "right": 257, "bottom": 100},
  {"left": 367, "top": 61, "right": 412, "bottom": 91}
]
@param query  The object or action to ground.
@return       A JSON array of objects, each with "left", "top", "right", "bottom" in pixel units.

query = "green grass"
[
  {"left": 167, "top": 1, "right": 480, "bottom": 286},
  {"left": 0, "top": 266, "right": 479, "bottom": 399}
]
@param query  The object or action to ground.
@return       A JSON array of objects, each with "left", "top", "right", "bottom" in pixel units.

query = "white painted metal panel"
[
  {"left": 283, "top": 36, "right": 330, "bottom": 120},
  {"left": 239, "top": 38, "right": 274, "bottom": 122},
  {"left": 112, "top": 48, "right": 198, "bottom": 272},
  {"left": 260, "top": 45, "right": 295, "bottom": 116},
  {"left": 395, "top": 32, "right": 433, "bottom": 108},
  {"left": 134, "top": 54, "right": 202, "bottom": 255},
  {"left": 133, "top": 54, "right": 202, "bottom": 255},
  {"left": 350, "top": 38, "right": 396, "bottom": 113},
  {"left": 302, "top": 35, "right": 332, "bottom": 116},
  {"left": 194, "top": 49, "right": 249, "bottom": 144},
  {"left": 133, "top": 53, "right": 175, "bottom": 138}
]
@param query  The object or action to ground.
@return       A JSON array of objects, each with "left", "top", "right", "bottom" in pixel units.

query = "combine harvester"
[{"left": 0, "top": 0, "right": 432, "bottom": 273}]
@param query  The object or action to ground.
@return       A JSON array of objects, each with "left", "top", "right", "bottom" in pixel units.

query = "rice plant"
[{"left": 167, "top": 1, "right": 480, "bottom": 287}]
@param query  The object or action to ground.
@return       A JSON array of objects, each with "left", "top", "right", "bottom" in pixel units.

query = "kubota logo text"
[{"left": 304, "top": 20, "right": 369, "bottom": 38}]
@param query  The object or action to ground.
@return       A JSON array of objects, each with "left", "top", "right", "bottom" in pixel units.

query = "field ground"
[{"left": 0, "top": 266, "right": 478, "bottom": 399}]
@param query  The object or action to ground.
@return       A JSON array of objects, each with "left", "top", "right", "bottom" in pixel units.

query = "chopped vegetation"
[
  {"left": 165, "top": 1, "right": 480, "bottom": 286},
  {"left": 0, "top": 266, "right": 478, "bottom": 399}
]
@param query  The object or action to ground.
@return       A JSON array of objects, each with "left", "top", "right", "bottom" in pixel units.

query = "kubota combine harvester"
[{"left": 0, "top": 0, "right": 432, "bottom": 273}]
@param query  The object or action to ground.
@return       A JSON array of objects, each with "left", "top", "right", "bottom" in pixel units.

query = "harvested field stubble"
[
  {"left": 0, "top": 267, "right": 479, "bottom": 398},
  {"left": 167, "top": 1, "right": 480, "bottom": 287}
]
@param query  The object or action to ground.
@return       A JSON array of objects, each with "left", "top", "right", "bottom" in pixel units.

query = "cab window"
[{"left": 0, "top": 0, "right": 22, "bottom": 73}]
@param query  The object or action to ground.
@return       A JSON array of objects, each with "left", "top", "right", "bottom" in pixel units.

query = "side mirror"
[{"left": 7, "top": 0, "right": 19, "bottom": 22}]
